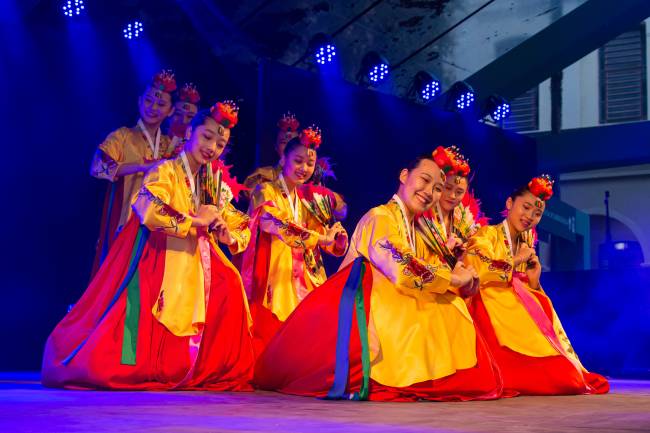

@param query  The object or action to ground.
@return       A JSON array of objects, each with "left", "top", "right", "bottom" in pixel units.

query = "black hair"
[
  {"left": 404, "top": 153, "right": 436, "bottom": 172},
  {"left": 509, "top": 184, "right": 530, "bottom": 201},
  {"left": 188, "top": 109, "right": 212, "bottom": 131}
]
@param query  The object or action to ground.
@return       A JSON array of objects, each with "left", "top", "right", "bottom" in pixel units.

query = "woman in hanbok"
[
  {"left": 417, "top": 146, "right": 487, "bottom": 269},
  {"left": 464, "top": 175, "right": 609, "bottom": 395},
  {"left": 42, "top": 101, "right": 255, "bottom": 391},
  {"left": 241, "top": 126, "right": 348, "bottom": 355},
  {"left": 254, "top": 152, "right": 504, "bottom": 402},
  {"left": 89, "top": 70, "right": 179, "bottom": 275}
]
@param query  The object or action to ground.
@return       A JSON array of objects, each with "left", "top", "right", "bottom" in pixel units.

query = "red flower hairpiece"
[
  {"left": 210, "top": 100, "right": 239, "bottom": 128},
  {"left": 152, "top": 69, "right": 177, "bottom": 93},
  {"left": 528, "top": 174, "right": 554, "bottom": 201},
  {"left": 300, "top": 125, "right": 322, "bottom": 149},
  {"left": 432, "top": 145, "right": 471, "bottom": 176},
  {"left": 448, "top": 145, "right": 471, "bottom": 177},
  {"left": 432, "top": 146, "right": 455, "bottom": 174},
  {"left": 179, "top": 83, "right": 200, "bottom": 104},
  {"left": 277, "top": 112, "right": 300, "bottom": 132}
]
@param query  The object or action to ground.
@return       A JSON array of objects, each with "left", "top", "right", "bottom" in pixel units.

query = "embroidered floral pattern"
[
  {"left": 468, "top": 250, "right": 513, "bottom": 281},
  {"left": 91, "top": 151, "right": 118, "bottom": 180},
  {"left": 379, "top": 240, "right": 436, "bottom": 289},
  {"left": 261, "top": 213, "right": 311, "bottom": 248},
  {"left": 138, "top": 187, "right": 186, "bottom": 232}
]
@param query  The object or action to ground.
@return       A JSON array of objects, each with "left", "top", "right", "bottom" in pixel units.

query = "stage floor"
[{"left": 1, "top": 373, "right": 648, "bottom": 433}]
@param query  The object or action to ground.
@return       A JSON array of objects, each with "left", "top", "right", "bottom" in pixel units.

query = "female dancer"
[
  {"left": 89, "top": 70, "right": 178, "bottom": 274},
  {"left": 241, "top": 126, "right": 348, "bottom": 354},
  {"left": 43, "top": 101, "right": 255, "bottom": 391},
  {"left": 465, "top": 175, "right": 609, "bottom": 395}
]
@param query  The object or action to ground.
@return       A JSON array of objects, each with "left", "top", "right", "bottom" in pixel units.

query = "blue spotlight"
[
  {"left": 446, "top": 81, "right": 475, "bottom": 112},
  {"left": 62, "top": 0, "right": 85, "bottom": 17},
  {"left": 315, "top": 44, "right": 336, "bottom": 65},
  {"left": 413, "top": 71, "right": 441, "bottom": 103},
  {"left": 484, "top": 95, "right": 511, "bottom": 122},
  {"left": 358, "top": 51, "right": 390, "bottom": 86},
  {"left": 123, "top": 21, "right": 144, "bottom": 40},
  {"left": 309, "top": 33, "right": 337, "bottom": 66}
]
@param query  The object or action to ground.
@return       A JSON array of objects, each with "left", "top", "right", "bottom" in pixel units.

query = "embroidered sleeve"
[
  {"left": 221, "top": 202, "right": 251, "bottom": 254},
  {"left": 132, "top": 163, "right": 192, "bottom": 237},
  {"left": 251, "top": 184, "right": 321, "bottom": 250},
  {"left": 303, "top": 203, "right": 348, "bottom": 257},
  {"left": 465, "top": 228, "right": 513, "bottom": 283},
  {"left": 358, "top": 211, "right": 452, "bottom": 296},
  {"left": 90, "top": 128, "right": 129, "bottom": 181}
]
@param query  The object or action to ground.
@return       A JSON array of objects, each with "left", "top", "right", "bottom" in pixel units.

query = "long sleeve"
[
  {"left": 132, "top": 163, "right": 192, "bottom": 237},
  {"left": 464, "top": 226, "right": 513, "bottom": 284},
  {"left": 221, "top": 202, "right": 251, "bottom": 254},
  {"left": 90, "top": 127, "right": 129, "bottom": 182},
  {"left": 355, "top": 210, "right": 452, "bottom": 297},
  {"left": 303, "top": 210, "right": 347, "bottom": 257},
  {"left": 251, "top": 183, "right": 321, "bottom": 250}
]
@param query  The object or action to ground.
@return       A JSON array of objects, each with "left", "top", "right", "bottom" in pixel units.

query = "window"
[{"left": 599, "top": 24, "right": 647, "bottom": 124}]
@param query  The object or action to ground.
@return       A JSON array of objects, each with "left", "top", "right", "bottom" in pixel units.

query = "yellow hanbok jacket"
[
  {"left": 339, "top": 198, "right": 478, "bottom": 388},
  {"left": 91, "top": 125, "right": 178, "bottom": 232},
  {"left": 132, "top": 157, "right": 251, "bottom": 336},
  {"left": 247, "top": 180, "right": 347, "bottom": 321},
  {"left": 465, "top": 223, "right": 582, "bottom": 363}
]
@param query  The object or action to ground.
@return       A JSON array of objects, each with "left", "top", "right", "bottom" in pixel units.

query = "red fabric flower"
[
  {"left": 178, "top": 83, "right": 201, "bottom": 104},
  {"left": 528, "top": 174, "right": 554, "bottom": 201},
  {"left": 432, "top": 146, "right": 455, "bottom": 174},
  {"left": 152, "top": 69, "right": 177, "bottom": 93},
  {"left": 277, "top": 112, "right": 300, "bottom": 132},
  {"left": 210, "top": 100, "right": 239, "bottom": 128},
  {"left": 300, "top": 125, "right": 322, "bottom": 149}
]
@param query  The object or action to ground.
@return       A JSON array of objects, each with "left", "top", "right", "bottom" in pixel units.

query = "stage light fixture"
[
  {"left": 62, "top": 0, "right": 85, "bottom": 17},
  {"left": 123, "top": 21, "right": 144, "bottom": 40},
  {"left": 308, "top": 33, "right": 336, "bottom": 66},
  {"left": 446, "top": 81, "right": 475, "bottom": 112},
  {"left": 413, "top": 71, "right": 441, "bottom": 103},
  {"left": 357, "top": 51, "right": 389, "bottom": 86},
  {"left": 484, "top": 94, "right": 511, "bottom": 122}
]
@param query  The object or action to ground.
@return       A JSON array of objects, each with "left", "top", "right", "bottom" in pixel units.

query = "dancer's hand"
[
  {"left": 320, "top": 223, "right": 344, "bottom": 246},
  {"left": 192, "top": 205, "right": 220, "bottom": 228},
  {"left": 333, "top": 223, "right": 348, "bottom": 250},
  {"left": 514, "top": 244, "right": 535, "bottom": 267},
  {"left": 451, "top": 262, "right": 475, "bottom": 288},
  {"left": 210, "top": 215, "right": 235, "bottom": 245},
  {"left": 526, "top": 253, "right": 542, "bottom": 289}
]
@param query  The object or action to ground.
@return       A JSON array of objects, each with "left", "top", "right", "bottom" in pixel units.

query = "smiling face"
[
  {"left": 138, "top": 86, "right": 174, "bottom": 127},
  {"left": 397, "top": 158, "right": 445, "bottom": 215},
  {"left": 506, "top": 190, "right": 545, "bottom": 233},
  {"left": 439, "top": 175, "right": 468, "bottom": 213},
  {"left": 185, "top": 117, "right": 229, "bottom": 165},
  {"left": 281, "top": 144, "right": 317, "bottom": 186}
]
